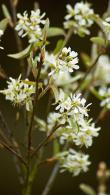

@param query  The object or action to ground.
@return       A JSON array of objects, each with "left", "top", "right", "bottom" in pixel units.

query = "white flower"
[
  {"left": 55, "top": 89, "right": 72, "bottom": 113},
  {"left": 94, "top": 55, "right": 110, "bottom": 85},
  {"left": 69, "top": 93, "right": 91, "bottom": 117},
  {"left": 74, "top": 118, "right": 100, "bottom": 147},
  {"left": 58, "top": 149, "right": 91, "bottom": 176},
  {"left": 49, "top": 47, "right": 79, "bottom": 76},
  {"left": 0, "top": 30, "right": 3, "bottom": 37},
  {"left": 52, "top": 71, "right": 73, "bottom": 87},
  {"left": 47, "top": 112, "right": 63, "bottom": 130},
  {"left": 64, "top": 2, "right": 94, "bottom": 36},
  {"left": 44, "top": 52, "right": 56, "bottom": 72},
  {"left": 99, "top": 86, "right": 110, "bottom": 109},
  {"left": 59, "top": 116, "right": 100, "bottom": 148},
  {"left": 74, "top": 2, "right": 94, "bottom": 26},
  {"left": 58, "top": 47, "right": 79, "bottom": 73},
  {"left": 55, "top": 90, "right": 91, "bottom": 116},
  {"left": 102, "top": 18, "right": 110, "bottom": 40},
  {"left": 0, "top": 75, "right": 35, "bottom": 111},
  {"left": 0, "top": 29, "right": 4, "bottom": 49},
  {"left": 15, "top": 9, "right": 46, "bottom": 43}
]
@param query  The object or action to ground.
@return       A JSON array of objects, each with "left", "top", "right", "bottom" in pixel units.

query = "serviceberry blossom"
[
  {"left": 49, "top": 47, "right": 79, "bottom": 75},
  {"left": 0, "top": 29, "right": 4, "bottom": 49},
  {"left": 15, "top": 9, "right": 46, "bottom": 43},
  {"left": 34, "top": 49, "right": 79, "bottom": 87},
  {"left": 64, "top": 2, "right": 94, "bottom": 36},
  {"left": 99, "top": 86, "right": 110, "bottom": 109},
  {"left": 55, "top": 89, "right": 72, "bottom": 113},
  {"left": 73, "top": 118, "right": 100, "bottom": 147},
  {"left": 36, "top": 88, "right": 100, "bottom": 148},
  {"left": 55, "top": 90, "right": 91, "bottom": 116},
  {"left": 41, "top": 51, "right": 76, "bottom": 87},
  {"left": 0, "top": 75, "right": 35, "bottom": 111},
  {"left": 59, "top": 117, "right": 100, "bottom": 148},
  {"left": 94, "top": 55, "right": 110, "bottom": 85},
  {"left": 57, "top": 149, "right": 91, "bottom": 176}
]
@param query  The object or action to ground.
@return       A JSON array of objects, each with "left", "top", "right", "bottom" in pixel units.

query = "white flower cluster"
[
  {"left": 57, "top": 149, "right": 91, "bottom": 176},
  {"left": 0, "top": 75, "right": 35, "bottom": 111},
  {"left": 54, "top": 90, "right": 100, "bottom": 147},
  {"left": 94, "top": 55, "right": 110, "bottom": 85},
  {"left": 15, "top": 9, "right": 46, "bottom": 43},
  {"left": 34, "top": 47, "right": 79, "bottom": 87},
  {"left": 99, "top": 86, "right": 110, "bottom": 109},
  {"left": 36, "top": 89, "right": 100, "bottom": 148},
  {"left": 0, "top": 29, "right": 4, "bottom": 49},
  {"left": 64, "top": 2, "right": 94, "bottom": 36},
  {"left": 49, "top": 47, "right": 79, "bottom": 75}
]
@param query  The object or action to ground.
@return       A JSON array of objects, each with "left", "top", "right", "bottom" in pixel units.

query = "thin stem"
[
  {"left": 0, "top": 111, "right": 25, "bottom": 184},
  {"left": 74, "top": 54, "right": 102, "bottom": 93},
  {"left": 9, "top": 0, "right": 23, "bottom": 53},
  {"left": 0, "top": 111, "right": 12, "bottom": 137},
  {"left": 41, "top": 163, "right": 59, "bottom": 195},
  {"left": 0, "top": 140, "right": 27, "bottom": 166},
  {"left": 64, "top": 28, "right": 73, "bottom": 46},
  {"left": 9, "top": 0, "right": 25, "bottom": 74},
  {"left": 23, "top": 149, "right": 44, "bottom": 195},
  {"left": 27, "top": 51, "right": 44, "bottom": 156},
  {"left": 31, "top": 124, "right": 64, "bottom": 158}
]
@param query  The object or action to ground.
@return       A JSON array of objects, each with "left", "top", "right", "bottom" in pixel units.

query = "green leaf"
[
  {"left": 22, "top": 80, "right": 35, "bottom": 86},
  {"left": 81, "top": 52, "right": 91, "bottom": 67},
  {"left": 48, "top": 27, "right": 65, "bottom": 37},
  {"left": 0, "top": 18, "right": 8, "bottom": 31},
  {"left": 8, "top": 44, "right": 32, "bottom": 59},
  {"left": 50, "top": 85, "right": 58, "bottom": 101},
  {"left": 90, "top": 87, "right": 103, "bottom": 100},
  {"left": 80, "top": 184, "right": 96, "bottom": 195},
  {"left": 42, "top": 18, "right": 50, "bottom": 43},
  {"left": 90, "top": 36, "right": 106, "bottom": 46},
  {"left": 54, "top": 39, "right": 65, "bottom": 55},
  {"left": 53, "top": 140, "right": 60, "bottom": 155},
  {"left": 2, "top": 4, "right": 12, "bottom": 21}
]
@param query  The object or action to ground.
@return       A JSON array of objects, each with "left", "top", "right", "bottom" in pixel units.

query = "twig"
[
  {"left": 0, "top": 140, "right": 27, "bottom": 166},
  {"left": 41, "top": 163, "right": 59, "bottom": 195},
  {"left": 0, "top": 111, "right": 25, "bottom": 184},
  {"left": 0, "top": 111, "right": 12, "bottom": 137},
  {"left": 74, "top": 54, "right": 102, "bottom": 93},
  {"left": 27, "top": 51, "right": 44, "bottom": 156},
  {"left": 9, "top": 0, "right": 25, "bottom": 74},
  {"left": 9, "top": 0, "right": 23, "bottom": 53},
  {"left": 64, "top": 28, "right": 73, "bottom": 46},
  {"left": 31, "top": 124, "right": 63, "bottom": 158}
]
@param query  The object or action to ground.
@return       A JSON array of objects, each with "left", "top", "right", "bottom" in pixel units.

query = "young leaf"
[
  {"left": 54, "top": 39, "right": 65, "bottom": 54},
  {"left": 0, "top": 18, "right": 8, "bottom": 31},
  {"left": 80, "top": 184, "right": 96, "bottom": 195},
  {"left": 50, "top": 85, "right": 59, "bottom": 101},
  {"left": 42, "top": 18, "right": 50, "bottom": 43},
  {"left": 2, "top": 4, "right": 12, "bottom": 22},
  {"left": 81, "top": 52, "right": 92, "bottom": 67},
  {"left": 8, "top": 44, "right": 32, "bottom": 59},
  {"left": 90, "top": 36, "right": 106, "bottom": 46},
  {"left": 48, "top": 27, "right": 65, "bottom": 37}
]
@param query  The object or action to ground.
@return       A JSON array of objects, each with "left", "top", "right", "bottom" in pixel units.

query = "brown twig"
[
  {"left": 41, "top": 163, "right": 59, "bottom": 195},
  {"left": 27, "top": 51, "right": 44, "bottom": 157},
  {"left": 0, "top": 140, "right": 27, "bottom": 166},
  {"left": 31, "top": 124, "right": 64, "bottom": 158},
  {"left": 0, "top": 111, "right": 25, "bottom": 184},
  {"left": 74, "top": 54, "right": 102, "bottom": 93}
]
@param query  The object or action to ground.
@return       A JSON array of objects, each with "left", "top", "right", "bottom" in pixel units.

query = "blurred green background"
[{"left": 0, "top": 0, "right": 110, "bottom": 194}]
